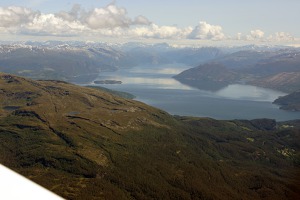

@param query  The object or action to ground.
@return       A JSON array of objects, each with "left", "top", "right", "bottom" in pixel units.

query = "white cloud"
[
  {"left": 133, "top": 15, "right": 151, "bottom": 26},
  {"left": 238, "top": 30, "right": 296, "bottom": 42},
  {"left": 82, "top": 24, "right": 189, "bottom": 40},
  {"left": 55, "top": 4, "right": 81, "bottom": 22},
  {"left": 244, "top": 29, "right": 265, "bottom": 41},
  {"left": 236, "top": 32, "right": 242, "bottom": 40},
  {"left": 0, "top": 3, "right": 152, "bottom": 37},
  {"left": 0, "top": 4, "right": 298, "bottom": 44},
  {"left": 0, "top": 6, "right": 39, "bottom": 27},
  {"left": 268, "top": 32, "right": 294, "bottom": 41},
  {"left": 250, "top": 29, "right": 264, "bottom": 39},
  {"left": 188, "top": 21, "right": 225, "bottom": 40},
  {"left": 129, "top": 24, "right": 192, "bottom": 39},
  {"left": 20, "top": 13, "right": 86, "bottom": 36},
  {"left": 82, "top": 4, "right": 151, "bottom": 29},
  {"left": 84, "top": 4, "right": 132, "bottom": 29}
]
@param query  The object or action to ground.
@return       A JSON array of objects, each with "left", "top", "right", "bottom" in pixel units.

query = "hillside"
[
  {"left": 173, "top": 63, "right": 240, "bottom": 91},
  {"left": 174, "top": 49, "right": 300, "bottom": 93},
  {"left": 250, "top": 72, "right": 300, "bottom": 93},
  {"left": 274, "top": 90, "right": 300, "bottom": 111},
  {"left": 0, "top": 44, "right": 125, "bottom": 83},
  {"left": 0, "top": 73, "right": 300, "bottom": 200},
  {"left": 243, "top": 51, "right": 300, "bottom": 76}
]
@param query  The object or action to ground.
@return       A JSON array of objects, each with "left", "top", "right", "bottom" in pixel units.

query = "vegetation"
[
  {"left": 86, "top": 85, "right": 135, "bottom": 99},
  {"left": 0, "top": 73, "right": 299, "bottom": 199}
]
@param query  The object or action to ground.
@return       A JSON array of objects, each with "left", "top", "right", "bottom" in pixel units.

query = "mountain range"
[
  {"left": 1, "top": 42, "right": 299, "bottom": 91},
  {"left": 174, "top": 49, "right": 300, "bottom": 93}
]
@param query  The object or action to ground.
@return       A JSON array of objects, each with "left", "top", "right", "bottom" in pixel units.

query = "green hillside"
[{"left": 0, "top": 73, "right": 299, "bottom": 199}]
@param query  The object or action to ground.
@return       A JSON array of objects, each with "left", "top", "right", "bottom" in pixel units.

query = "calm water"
[{"left": 90, "top": 64, "right": 300, "bottom": 121}]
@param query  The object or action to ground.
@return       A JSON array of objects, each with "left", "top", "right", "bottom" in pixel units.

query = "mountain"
[
  {"left": 242, "top": 51, "right": 300, "bottom": 76},
  {"left": 0, "top": 43, "right": 126, "bottom": 83},
  {"left": 210, "top": 48, "right": 300, "bottom": 71},
  {"left": 250, "top": 72, "right": 300, "bottom": 93},
  {"left": 120, "top": 43, "right": 225, "bottom": 66},
  {"left": 211, "top": 50, "right": 277, "bottom": 70},
  {"left": 164, "top": 47, "right": 224, "bottom": 66},
  {"left": 273, "top": 90, "right": 300, "bottom": 111},
  {"left": 173, "top": 63, "right": 240, "bottom": 91},
  {"left": 0, "top": 42, "right": 227, "bottom": 83},
  {"left": 2, "top": 41, "right": 299, "bottom": 91},
  {"left": 174, "top": 49, "right": 300, "bottom": 93},
  {"left": 0, "top": 73, "right": 299, "bottom": 199}
]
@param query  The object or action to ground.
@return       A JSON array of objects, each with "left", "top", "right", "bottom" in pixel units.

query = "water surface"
[{"left": 90, "top": 64, "right": 300, "bottom": 121}]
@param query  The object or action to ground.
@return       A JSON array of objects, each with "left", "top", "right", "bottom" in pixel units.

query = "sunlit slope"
[{"left": 0, "top": 73, "right": 299, "bottom": 200}]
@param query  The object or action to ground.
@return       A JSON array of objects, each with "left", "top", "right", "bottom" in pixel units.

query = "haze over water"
[{"left": 92, "top": 64, "right": 300, "bottom": 121}]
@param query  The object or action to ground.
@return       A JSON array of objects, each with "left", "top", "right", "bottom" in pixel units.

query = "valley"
[
  {"left": 0, "top": 73, "right": 299, "bottom": 199},
  {"left": 1, "top": 42, "right": 299, "bottom": 118}
]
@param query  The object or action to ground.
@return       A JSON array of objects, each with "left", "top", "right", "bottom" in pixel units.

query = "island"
[{"left": 94, "top": 80, "right": 122, "bottom": 84}]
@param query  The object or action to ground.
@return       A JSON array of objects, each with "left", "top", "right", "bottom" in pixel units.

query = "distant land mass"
[
  {"left": 273, "top": 90, "right": 300, "bottom": 111},
  {"left": 0, "top": 73, "right": 299, "bottom": 199},
  {"left": 0, "top": 43, "right": 126, "bottom": 83},
  {"left": 0, "top": 42, "right": 227, "bottom": 83},
  {"left": 174, "top": 49, "right": 300, "bottom": 95},
  {"left": 2, "top": 42, "right": 298, "bottom": 86},
  {"left": 173, "top": 63, "right": 240, "bottom": 91},
  {"left": 94, "top": 80, "right": 122, "bottom": 84},
  {"left": 250, "top": 72, "right": 300, "bottom": 93}
]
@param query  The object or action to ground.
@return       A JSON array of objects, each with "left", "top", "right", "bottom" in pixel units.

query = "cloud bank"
[
  {"left": 0, "top": 3, "right": 296, "bottom": 43},
  {"left": 0, "top": 6, "right": 39, "bottom": 27},
  {"left": 188, "top": 21, "right": 225, "bottom": 40}
]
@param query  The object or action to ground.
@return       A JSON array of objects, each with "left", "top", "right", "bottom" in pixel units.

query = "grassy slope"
[
  {"left": 0, "top": 73, "right": 299, "bottom": 200},
  {"left": 86, "top": 85, "right": 135, "bottom": 99}
]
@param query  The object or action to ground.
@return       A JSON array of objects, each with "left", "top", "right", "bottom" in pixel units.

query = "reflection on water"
[
  {"left": 130, "top": 68, "right": 185, "bottom": 75},
  {"left": 121, "top": 77, "right": 193, "bottom": 90},
  {"left": 96, "top": 64, "right": 194, "bottom": 90},
  {"left": 215, "top": 84, "right": 287, "bottom": 102},
  {"left": 92, "top": 64, "right": 300, "bottom": 121}
]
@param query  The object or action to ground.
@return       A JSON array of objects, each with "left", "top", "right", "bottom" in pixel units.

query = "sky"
[{"left": 0, "top": 0, "right": 299, "bottom": 46}]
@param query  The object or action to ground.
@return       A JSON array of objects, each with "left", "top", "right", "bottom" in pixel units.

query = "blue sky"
[{"left": 0, "top": 0, "right": 299, "bottom": 46}]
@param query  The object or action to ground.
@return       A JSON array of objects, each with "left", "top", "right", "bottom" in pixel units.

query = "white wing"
[{"left": 0, "top": 164, "right": 64, "bottom": 200}]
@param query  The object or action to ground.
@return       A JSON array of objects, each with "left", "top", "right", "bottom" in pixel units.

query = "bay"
[{"left": 90, "top": 64, "right": 300, "bottom": 121}]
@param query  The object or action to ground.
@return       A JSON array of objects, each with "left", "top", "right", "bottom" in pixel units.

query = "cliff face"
[{"left": 0, "top": 73, "right": 300, "bottom": 200}]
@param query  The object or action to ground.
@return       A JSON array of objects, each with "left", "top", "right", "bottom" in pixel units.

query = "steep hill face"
[{"left": 0, "top": 73, "right": 300, "bottom": 200}]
